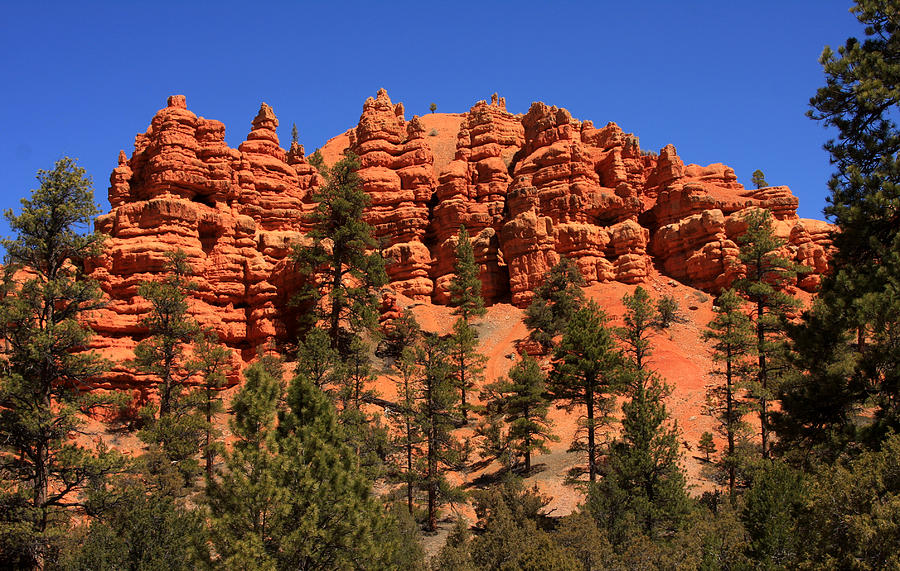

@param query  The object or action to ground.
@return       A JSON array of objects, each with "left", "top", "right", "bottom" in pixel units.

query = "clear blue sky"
[{"left": 0, "top": 1, "right": 861, "bottom": 233}]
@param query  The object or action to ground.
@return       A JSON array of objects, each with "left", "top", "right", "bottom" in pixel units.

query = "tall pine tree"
[
  {"left": 524, "top": 257, "right": 585, "bottom": 352},
  {"left": 702, "top": 289, "right": 754, "bottom": 495},
  {"left": 416, "top": 333, "right": 465, "bottom": 532},
  {"left": 483, "top": 355, "right": 558, "bottom": 473},
  {"left": 734, "top": 208, "right": 803, "bottom": 458},
  {"left": 589, "top": 287, "right": 688, "bottom": 542},
  {"left": 0, "top": 158, "right": 122, "bottom": 568},
  {"left": 448, "top": 225, "right": 487, "bottom": 424},
  {"left": 294, "top": 151, "right": 387, "bottom": 349},
  {"left": 550, "top": 300, "right": 620, "bottom": 482},
  {"left": 804, "top": 0, "right": 900, "bottom": 443}
]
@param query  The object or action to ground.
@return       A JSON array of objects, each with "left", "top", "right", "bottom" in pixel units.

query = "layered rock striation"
[
  {"left": 88, "top": 91, "right": 833, "bottom": 388},
  {"left": 87, "top": 95, "right": 319, "bottom": 388}
]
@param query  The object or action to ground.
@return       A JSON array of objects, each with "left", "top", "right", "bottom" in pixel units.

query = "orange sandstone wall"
[{"left": 86, "top": 91, "right": 833, "bottom": 389}]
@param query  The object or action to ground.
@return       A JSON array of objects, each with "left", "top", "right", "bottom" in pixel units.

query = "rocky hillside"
[{"left": 83, "top": 90, "right": 832, "bottom": 391}]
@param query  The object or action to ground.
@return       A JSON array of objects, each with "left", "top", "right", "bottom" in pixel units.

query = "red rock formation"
[
  {"left": 88, "top": 93, "right": 834, "bottom": 391},
  {"left": 350, "top": 89, "right": 435, "bottom": 300},
  {"left": 500, "top": 102, "right": 646, "bottom": 305},
  {"left": 87, "top": 96, "right": 318, "bottom": 389},
  {"left": 431, "top": 94, "right": 524, "bottom": 303}
]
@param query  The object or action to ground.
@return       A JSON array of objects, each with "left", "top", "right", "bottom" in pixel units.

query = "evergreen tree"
[
  {"left": 307, "top": 149, "right": 325, "bottom": 174},
  {"left": 415, "top": 333, "right": 465, "bottom": 532},
  {"left": 332, "top": 334, "right": 389, "bottom": 477},
  {"left": 132, "top": 251, "right": 211, "bottom": 488},
  {"left": 654, "top": 294, "right": 683, "bottom": 329},
  {"left": 194, "top": 329, "right": 232, "bottom": 481},
  {"left": 804, "top": 0, "right": 900, "bottom": 444},
  {"left": 207, "top": 362, "right": 287, "bottom": 569},
  {"left": 390, "top": 345, "right": 425, "bottom": 516},
  {"left": 429, "top": 103, "right": 437, "bottom": 114},
  {"left": 0, "top": 158, "right": 122, "bottom": 568},
  {"left": 549, "top": 300, "right": 620, "bottom": 482},
  {"left": 209, "top": 363, "right": 417, "bottom": 569},
  {"left": 294, "top": 151, "right": 387, "bottom": 350},
  {"left": 469, "top": 478, "right": 579, "bottom": 571},
  {"left": 800, "top": 433, "right": 900, "bottom": 569},
  {"left": 449, "top": 225, "right": 485, "bottom": 322},
  {"left": 702, "top": 288, "right": 754, "bottom": 494},
  {"left": 61, "top": 481, "right": 211, "bottom": 571},
  {"left": 524, "top": 257, "right": 585, "bottom": 351},
  {"left": 448, "top": 226, "right": 486, "bottom": 424},
  {"left": 741, "top": 460, "right": 805, "bottom": 568},
  {"left": 589, "top": 287, "right": 688, "bottom": 541},
  {"left": 295, "top": 326, "right": 339, "bottom": 391},
  {"left": 751, "top": 169, "right": 768, "bottom": 189},
  {"left": 698, "top": 432, "right": 716, "bottom": 462},
  {"left": 773, "top": 300, "right": 860, "bottom": 466},
  {"left": 291, "top": 123, "right": 299, "bottom": 146},
  {"left": 133, "top": 250, "right": 200, "bottom": 418},
  {"left": 449, "top": 317, "right": 485, "bottom": 425},
  {"left": 483, "top": 355, "right": 557, "bottom": 473},
  {"left": 430, "top": 517, "right": 475, "bottom": 571},
  {"left": 734, "top": 208, "right": 803, "bottom": 458}
]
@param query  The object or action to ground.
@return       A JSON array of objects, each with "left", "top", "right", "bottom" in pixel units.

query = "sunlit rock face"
[{"left": 87, "top": 92, "right": 832, "bottom": 390}]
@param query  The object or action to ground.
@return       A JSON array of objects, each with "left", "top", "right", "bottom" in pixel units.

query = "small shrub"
[
  {"left": 428, "top": 129, "right": 438, "bottom": 137},
  {"left": 699, "top": 431, "right": 716, "bottom": 461},
  {"left": 656, "top": 294, "right": 684, "bottom": 328}
]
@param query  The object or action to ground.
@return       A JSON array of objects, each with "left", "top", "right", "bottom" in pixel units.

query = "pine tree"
[
  {"left": 734, "top": 208, "right": 803, "bottom": 458},
  {"left": 589, "top": 287, "right": 688, "bottom": 542},
  {"left": 702, "top": 288, "right": 754, "bottom": 494},
  {"left": 741, "top": 460, "right": 805, "bottom": 568},
  {"left": 294, "top": 326, "right": 338, "bottom": 391},
  {"left": 448, "top": 226, "right": 487, "bottom": 423},
  {"left": 524, "top": 257, "right": 585, "bottom": 351},
  {"left": 773, "top": 300, "right": 860, "bottom": 465},
  {"left": 132, "top": 251, "right": 212, "bottom": 488},
  {"left": 698, "top": 432, "right": 716, "bottom": 462},
  {"left": 0, "top": 158, "right": 122, "bottom": 568},
  {"left": 194, "top": 329, "right": 232, "bottom": 481},
  {"left": 804, "top": 0, "right": 900, "bottom": 443},
  {"left": 332, "top": 334, "right": 389, "bottom": 477},
  {"left": 449, "top": 317, "right": 486, "bottom": 425},
  {"left": 209, "top": 363, "right": 417, "bottom": 569},
  {"left": 483, "top": 355, "right": 558, "bottom": 473},
  {"left": 208, "top": 362, "right": 286, "bottom": 569},
  {"left": 550, "top": 300, "right": 620, "bottom": 482},
  {"left": 655, "top": 294, "right": 683, "bottom": 328},
  {"left": 416, "top": 333, "right": 465, "bottom": 532},
  {"left": 133, "top": 250, "right": 200, "bottom": 418},
  {"left": 391, "top": 345, "right": 425, "bottom": 516},
  {"left": 751, "top": 169, "right": 768, "bottom": 189},
  {"left": 294, "top": 151, "right": 387, "bottom": 350},
  {"left": 449, "top": 225, "right": 486, "bottom": 322}
]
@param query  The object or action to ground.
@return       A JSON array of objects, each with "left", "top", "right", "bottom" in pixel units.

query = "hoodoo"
[{"left": 85, "top": 91, "right": 833, "bottom": 389}]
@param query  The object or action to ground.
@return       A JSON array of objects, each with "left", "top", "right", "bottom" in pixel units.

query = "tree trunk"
[
  {"left": 205, "top": 385, "right": 213, "bottom": 481},
  {"left": 459, "top": 350, "right": 468, "bottom": 424},
  {"left": 34, "top": 428, "right": 48, "bottom": 571},
  {"left": 330, "top": 253, "right": 343, "bottom": 347},
  {"left": 757, "top": 299, "right": 768, "bottom": 459},
  {"left": 426, "top": 380, "right": 437, "bottom": 532},
  {"left": 406, "top": 420, "right": 414, "bottom": 515},
  {"left": 586, "top": 378, "right": 596, "bottom": 482},
  {"left": 725, "top": 348, "right": 736, "bottom": 497},
  {"left": 524, "top": 402, "right": 531, "bottom": 473}
]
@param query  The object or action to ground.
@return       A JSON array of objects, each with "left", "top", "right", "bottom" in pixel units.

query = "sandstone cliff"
[{"left": 87, "top": 91, "right": 833, "bottom": 389}]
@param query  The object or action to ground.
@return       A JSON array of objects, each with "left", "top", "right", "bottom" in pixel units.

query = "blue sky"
[{"left": 0, "top": 1, "right": 861, "bottom": 233}]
